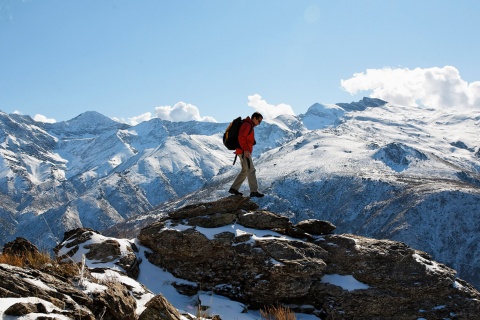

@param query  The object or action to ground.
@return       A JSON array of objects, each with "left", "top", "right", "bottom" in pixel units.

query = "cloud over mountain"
[
  {"left": 155, "top": 101, "right": 216, "bottom": 122},
  {"left": 33, "top": 114, "right": 56, "bottom": 123},
  {"left": 247, "top": 94, "right": 296, "bottom": 119},
  {"left": 341, "top": 66, "right": 480, "bottom": 110}
]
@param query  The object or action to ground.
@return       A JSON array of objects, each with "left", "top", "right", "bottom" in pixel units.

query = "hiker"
[{"left": 228, "top": 112, "right": 265, "bottom": 198}]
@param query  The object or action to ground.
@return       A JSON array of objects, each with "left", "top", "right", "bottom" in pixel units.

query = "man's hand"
[{"left": 244, "top": 151, "right": 251, "bottom": 158}]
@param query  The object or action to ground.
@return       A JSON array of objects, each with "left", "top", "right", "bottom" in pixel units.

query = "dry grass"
[
  {"left": 261, "top": 304, "right": 297, "bottom": 320},
  {"left": 0, "top": 251, "right": 79, "bottom": 277}
]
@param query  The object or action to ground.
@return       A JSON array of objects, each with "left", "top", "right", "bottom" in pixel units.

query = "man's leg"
[
  {"left": 245, "top": 157, "right": 258, "bottom": 193},
  {"left": 230, "top": 155, "right": 248, "bottom": 191}
]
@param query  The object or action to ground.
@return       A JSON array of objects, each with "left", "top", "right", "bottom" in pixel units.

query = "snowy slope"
[{"left": 1, "top": 97, "right": 480, "bottom": 289}]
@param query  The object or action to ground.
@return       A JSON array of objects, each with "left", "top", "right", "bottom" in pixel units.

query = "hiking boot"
[
  {"left": 249, "top": 191, "right": 265, "bottom": 198},
  {"left": 228, "top": 188, "right": 243, "bottom": 196}
]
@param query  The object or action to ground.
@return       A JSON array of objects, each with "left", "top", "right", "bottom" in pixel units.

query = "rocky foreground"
[{"left": 1, "top": 196, "right": 479, "bottom": 319}]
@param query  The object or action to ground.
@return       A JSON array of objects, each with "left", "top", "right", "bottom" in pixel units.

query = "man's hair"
[{"left": 251, "top": 112, "right": 263, "bottom": 120}]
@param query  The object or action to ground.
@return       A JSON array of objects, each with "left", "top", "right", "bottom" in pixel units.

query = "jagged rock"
[
  {"left": 310, "top": 234, "right": 480, "bottom": 319},
  {"left": 295, "top": 219, "right": 336, "bottom": 235},
  {"left": 3, "top": 237, "right": 41, "bottom": 257},
  {"left": 0, "top": 263, "right": 96, "bottom": 319},
  {"left": 4, "top": 302, "right": 48, "bottom": 316},
  {"left": 1, "top": 237, "right": 139, "bottom": 319},
  {"left": 139, "top": 198, "right": 329, "bottom": 307},
  {"left": 91, "top": 280, "right": 137, "bottom": 320},
  {"left": 138, "top": 294, "right": 182, "bottom": 320},
  {"left": 138, "top": 197, "right": 480, "bottom": 318},
  {"left": 168, "top": 196, "right": 258, "bottom": 220},
  {"left": 237, "top": 210, "right": 290, "bottom": 230},
  {"left": 54, "top": 228, "right": 141, "bottom": 279},
  {"left": 186, "top": 212, "right": 237, "bottom": 228}
]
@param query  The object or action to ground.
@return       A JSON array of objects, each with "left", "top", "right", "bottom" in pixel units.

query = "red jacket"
[{"left": 235, "top": 117, "right": 255, "bottom": 155}]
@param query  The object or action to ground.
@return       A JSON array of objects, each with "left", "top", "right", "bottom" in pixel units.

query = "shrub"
[
  {"left": 260, "top": 304, "right": 296, "bottom": 320},
  {"left": 0, "top": 251, "right": 78, "bottom": 277}
]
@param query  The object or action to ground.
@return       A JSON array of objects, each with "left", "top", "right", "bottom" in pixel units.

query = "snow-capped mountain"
[{"left": 1, "top": 97, "right": 479, "bottom": 289}]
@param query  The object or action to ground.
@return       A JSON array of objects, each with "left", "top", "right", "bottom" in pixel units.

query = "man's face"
[{"left": 253, "top": 117, "right": 263, "bottom": 126}]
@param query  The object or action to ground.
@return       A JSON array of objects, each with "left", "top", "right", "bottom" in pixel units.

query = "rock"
[
  {"left": 0, "top": 263, "right": 95, "bottom": 319},
  {"left": 186, "top": 212, "right": 237, "bottom": 228},
  {"left": 139, "top": 198, "right": 329, "bottom": 307},
  {"left": 3, "top": 237, "right": 41, "bottom": 257},
  {"left": 138, "top": 197, "right": 480, "bottom": 318},
  {"left": 295, "top": 219, "right": 336, "bottom": 235},
  {"left": 168, "top": 196, "right": 257, "bottom": 220},
  {"left": 312, "top": 234, "right": 480, "bottom": 319},
  {"left": 237, "top": 210, "right": 290, "bottom": 230},
  {"left": 138, "top": 294, "right": 182, "bottom": 320},
  {"left": 91, "top": 280, "right": 137, "bottom": 320},
  {"left": 54, "top": 228, "right": 141, "bottom": 279},
  {"left": 4, "top": 302, "right": 48, "bottom": 316}
]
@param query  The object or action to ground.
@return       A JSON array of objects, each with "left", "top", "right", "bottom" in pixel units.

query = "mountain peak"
[
  {"left": 67, "top": 110, "right": 119, "bottom": 126},
  {"left": 336, "top": 97, "right": 388, "bottom": 111},
  {"left": 49, "top": 110, "right": 129, "bottom": 136}
]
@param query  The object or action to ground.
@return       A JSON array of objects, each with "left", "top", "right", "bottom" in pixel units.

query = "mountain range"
[{"left": 1, "top": 97, "right": 479, "bottom": 289}]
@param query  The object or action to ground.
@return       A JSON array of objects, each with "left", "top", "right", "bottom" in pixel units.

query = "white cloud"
[
  {"left": 117, "top": 102, "right": 216, "bottom": 125},
  {"left": 247, "top": 94, "right": 295, "bottom": 119},
  {"left": 34, "top": 114, "right": 56, "bottom": 123},
  {"left": 341, "top": 66, "right": 480, "bottom": 110},
  {"left": 154, "top": 102, "right": 216, "bottom": 123},
  {"left": 127, "top": 112, "right": 153, "bottom": 126}
]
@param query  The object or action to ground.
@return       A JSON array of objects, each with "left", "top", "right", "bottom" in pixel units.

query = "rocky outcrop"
[
  {"left": 138, "top": 295, "right": 183, "bottom": 320},
  {"left": 138, "top": 196, "right": 480, "bottom": 319},
  {"left": 54, "top": 227, "right": 141, "bottom": 279},
  {"left": 2, "top": 196, "right": 480, "bottom": 319},
  {"left": 0, "top": 237, "right": 138, "bottom": 319}
]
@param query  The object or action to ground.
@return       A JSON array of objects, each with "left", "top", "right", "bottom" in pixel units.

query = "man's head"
[{"left": 251, "top": 112, "right": 263, "bottom": 126}]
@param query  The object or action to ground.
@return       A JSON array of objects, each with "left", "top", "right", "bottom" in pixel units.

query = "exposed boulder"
[
  {"left": 237, "top": 210, "right": 290, "bottom": 230},
  {"left": 54, "top": 227, "right": 141, "bottom": 279},
  {"left": 138, "top": 197, "right": 328, "bottom": 308},
  {"left": 4, "top": 302, "right": 48, "bottom": 316},
  {"left": 1, "top": 237, "right": 139, "bottom": 320},
  {"left": 138, "top": 196, "right": 480, "bottom": 319},
  {"left": 138, "top": 294, "right": 183, "bottom": 320},
  {"left": 3, "top": 237, "right": 41, "bottom": 257},
  {"left": 313, "top": 234, "right": 480, "bottom": 319},
  {"left": 91, "top": 280, "right": 137, "bottom": 320},
  {"left": 0, "top": 263, "right": 96, "bottom": 319},
  {"left": 295, "top": 219, "right": 336, "bottom": 235}
]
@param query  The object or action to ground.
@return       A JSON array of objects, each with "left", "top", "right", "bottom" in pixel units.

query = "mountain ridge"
[{"left": 1, "top": 98, "right": 479, "bottom": 290}]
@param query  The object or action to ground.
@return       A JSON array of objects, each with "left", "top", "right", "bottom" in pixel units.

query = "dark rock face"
[
  {"left": 4, "top": 302, "right": 48, "bottom": 316},
  {"left": 314, "top": 234, "right": 480, "bottom": 319},
  {"left": 138, "top": 197, "right": 480, "bottom": 318},
  {"left": 91, "top": 281, "right": 137, "bottom": 320},
  {"left": 54, "top": 227, "right": 141, "bottom": 279},
  {"left": 138, "top": 294, "right": 183, "bottom": 320},
  {"left": 3, "top": 237, "right": 41, "bottom": 257},
  {"left": 0, "top": 240, "right": 138, "bottom": 319},
  {"left": 2, "top": 197, "right": 479, "bottom": 319},
  {"left": 373, "top": 142, "right": 428, "bottom": 172},
  {"left": 0, "top": 263, "right": 96, "bottom": 319},
  {"left": 295, "top": 219, "right": 336, "bottom": 235},
  {"left": 139, "top": 197, "right": 330, "bottom": 308}
]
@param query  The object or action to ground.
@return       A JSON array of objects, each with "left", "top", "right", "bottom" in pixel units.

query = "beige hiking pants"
[{"left": 230, "top": 154, "right": 258, "bottom": 193}]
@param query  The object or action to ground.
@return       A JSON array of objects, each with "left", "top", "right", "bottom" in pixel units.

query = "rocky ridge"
[{"left": 1, "top": 196, "right": 479, "bottom": 319}]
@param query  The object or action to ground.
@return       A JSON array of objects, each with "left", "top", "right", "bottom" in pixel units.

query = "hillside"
[
  {"left": 1, "top": 97, "right": 479, "bottom": 289},
  {"left": 1, "top": 197, "right": 479, "bottom": 319}
]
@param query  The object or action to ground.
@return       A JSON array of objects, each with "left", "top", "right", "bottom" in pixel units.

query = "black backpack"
[
  {"left": 223, "top": 117, "right": 243, "bottom": 150},
  {"left": 223, "top": 117, "right": 254, "bottom": 150}
]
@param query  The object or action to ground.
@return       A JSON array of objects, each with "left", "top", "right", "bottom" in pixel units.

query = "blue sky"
[{"left": 1, "top": 0, "right": 479, "bottom": 124}]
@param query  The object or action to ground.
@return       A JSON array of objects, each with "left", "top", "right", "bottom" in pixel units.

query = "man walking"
[{"left": 228, "top": 112, "right": 265, "bottom": 198}]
